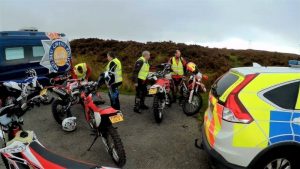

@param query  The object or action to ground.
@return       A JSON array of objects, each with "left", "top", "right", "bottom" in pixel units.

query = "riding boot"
[
  {"left": 140, "top": 98, "right": 149, "bottom": 110},
  {"left": 134, "top": 97, "right": 141, "bottom": 113}
]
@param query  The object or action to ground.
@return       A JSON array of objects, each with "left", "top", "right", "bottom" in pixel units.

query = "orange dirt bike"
[{"left": 180, "top": 72, "right": 208, "bottom": 116}]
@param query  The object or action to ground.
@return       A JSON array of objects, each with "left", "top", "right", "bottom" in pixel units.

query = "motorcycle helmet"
[
  {"left": 186, "top": 62, "right": 197, "bottom": 73},
  {"left": 62, "top": 117, "right": 77, "bottom": 132}
]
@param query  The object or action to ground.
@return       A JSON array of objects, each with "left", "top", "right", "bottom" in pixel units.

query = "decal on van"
[
  {"left": 49, "top": 40, "right": 71, "bottom": 71},
  {"left": 40, "top": 36, "right": 71, "bottom": 73}
]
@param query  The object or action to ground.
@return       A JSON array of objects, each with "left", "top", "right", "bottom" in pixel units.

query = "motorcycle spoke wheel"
[
  {"left": 182, "top": 95, "right": 203, "bottom": 116},
  {"left": 102, "top": 126, "right": 126, "bottom": 167}
]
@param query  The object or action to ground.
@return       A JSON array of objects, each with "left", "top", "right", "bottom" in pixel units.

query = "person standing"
[
  {"left": 71, "top": 62, "right": 92, "bottom": 81},
  {"left": 168, "top": 50, "right": 187, "bottom": 103},
  {"left": 132, "top": 51, "right": 151, "bottom": 113},
  {"left": 105, "top": 51, "right": 123, "bottom": 110}
]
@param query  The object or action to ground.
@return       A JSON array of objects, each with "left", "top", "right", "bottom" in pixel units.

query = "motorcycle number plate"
[
  {"left": 149, "top": 88, "right": 157, "bottom": 95},
  {"left": 40, "top": 89, "right": 47, "bottom": 96},
  {"left": 109, "top": 113, "right": 124, "bottom": 123}
]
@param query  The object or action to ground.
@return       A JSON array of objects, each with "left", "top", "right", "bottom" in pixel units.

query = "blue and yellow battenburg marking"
[{"left": 269, "top": 110, "right": 300, "bottom": 144}]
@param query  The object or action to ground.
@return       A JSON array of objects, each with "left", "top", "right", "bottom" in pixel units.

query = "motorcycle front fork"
[{"left": 188, "top": 90, "right": 195, "bottom": 103}]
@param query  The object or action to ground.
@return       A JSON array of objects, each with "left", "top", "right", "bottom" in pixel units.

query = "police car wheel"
[
  {"left": 264, "top": 158, "right": 291, "bottom": 169},
  {"left": 254, "top": 150, "right": 298, "bottom": 169}
]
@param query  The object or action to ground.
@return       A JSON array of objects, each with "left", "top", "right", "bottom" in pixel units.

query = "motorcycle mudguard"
[{"left": 98, "top": 106, "right": 118, "bottom": 115}]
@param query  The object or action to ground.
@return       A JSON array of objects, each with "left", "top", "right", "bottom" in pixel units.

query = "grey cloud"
[{"left": 0, "top": 0, "right": 299, "bottom": 52}]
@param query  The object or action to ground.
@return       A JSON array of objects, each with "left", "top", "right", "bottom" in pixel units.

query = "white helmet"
[{"left": 62, "top": 117, "right": 77, "bottom": 132}]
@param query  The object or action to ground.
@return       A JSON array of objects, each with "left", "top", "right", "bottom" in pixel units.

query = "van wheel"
[{"left": 253, "top": 150, "right": 298, "bottom": 169}]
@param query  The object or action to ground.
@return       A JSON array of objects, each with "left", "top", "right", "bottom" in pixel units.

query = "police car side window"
[
  {"left": 5, "top": 47, "right": 25, "bottom": 60},
  {"left": 263, "top": 81, "right": 299, "bottom": 110}
]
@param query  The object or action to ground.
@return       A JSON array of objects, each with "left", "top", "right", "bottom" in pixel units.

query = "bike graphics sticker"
[{"left": 40, "top": 32, "right": 72, "bottom": 73}]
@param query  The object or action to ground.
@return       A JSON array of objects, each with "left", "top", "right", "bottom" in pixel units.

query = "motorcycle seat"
[
  {"left": 29, "top": 141, "right": 99, "bottom": 169},
  {"left": 92, "top": 94, "right": 105, "bottom": 105}
]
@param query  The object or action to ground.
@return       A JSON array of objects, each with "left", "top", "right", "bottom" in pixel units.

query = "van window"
[
  {"left": 32, "top": 46, "right": 44, "bottom": 57},
  {"left": 263, "top": 81, "right": 299, "bottom": 110},
  {"left": 212, "top": 72, "right": 239, "bottom": 97},
  {"left": 5, "top": 47, "right": 25, "bottom": 60}
]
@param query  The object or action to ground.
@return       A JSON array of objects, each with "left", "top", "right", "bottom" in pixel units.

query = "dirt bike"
[
  {"left": 0, "top": 69, "right": 53, "bottom": 108},
  {"left": 50, "top": 79, "right": 82, "bottom": 124},
  {"left": 0, "top": 83, "right": 117, "bottom": 169},
  {"left": 79, "top": 81, "right": 126, "bottom": 167},
  {"left": 147, "top": 63, "right": 172, "bottom": 123},
  {"left": 51, "top": 79, "right": 105, "bottom": 125},
  {"left": 180, "top": 72, "right": 208, "bottom": 116}
]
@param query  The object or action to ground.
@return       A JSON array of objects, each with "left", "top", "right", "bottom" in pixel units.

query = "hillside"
[{"left": 70, "top": 38, "right": 300, "bottom": 92}]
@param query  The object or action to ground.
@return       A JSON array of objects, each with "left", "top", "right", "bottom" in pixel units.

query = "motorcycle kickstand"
[{"left": 87, "top": 133, "right": 99, "bottom": 151}]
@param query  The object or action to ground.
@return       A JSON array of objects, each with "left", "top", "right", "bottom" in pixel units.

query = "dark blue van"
[{"left": 0, "top": 30, "right": 66, "bottom": 84}]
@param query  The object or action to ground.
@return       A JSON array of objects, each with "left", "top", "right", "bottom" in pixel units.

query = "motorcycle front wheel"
[
  {"left": 51, "top": 99, "right": 72, "bottom": 124},
  {"left": 153, "top": 95, "right": 164, "bottom": 123},
  {"left": 102, "top": 125, "right": 126, "bottom": 167},
  {"left": 182, "top": 94, "right": 203, "bottom": 116}
]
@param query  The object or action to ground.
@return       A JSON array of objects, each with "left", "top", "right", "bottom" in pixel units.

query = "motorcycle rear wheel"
[
  {"left": 182, "top": 94, "right": 203, "bottom": 116},
  {"left": 102, "top": 125, "right": 126, "bottom": 167},
  {"left": 153, "top": 95, "right": 164, "bottom": 123}
]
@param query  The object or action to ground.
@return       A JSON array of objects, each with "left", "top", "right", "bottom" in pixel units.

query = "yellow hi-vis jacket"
[
  {"left": 106, "top": 58, "right": 123, "bottom": 83},
  {"left": 171, "top": 57, "right": 184, "bottom": 76},
  {"left": 137, "top": 56, "right": 150, "bottom": 80}
]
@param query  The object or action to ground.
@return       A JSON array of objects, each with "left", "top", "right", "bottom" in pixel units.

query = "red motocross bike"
[
  {"left": 51, "top": 80, "right": 125, "bottom": 167},
  {"left": 148, "top": 63, "right": 172, "bottom": 123},
  {"left": 79, "top": 81, "right": 126, "bottom": 167},
  {"left": 0, "top": 84, "right": 117, "bottom": 169}
]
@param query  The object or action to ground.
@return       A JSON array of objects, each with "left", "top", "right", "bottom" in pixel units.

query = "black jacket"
[{"left": 132, "top": 59, "right": 144, "bottom": 83}]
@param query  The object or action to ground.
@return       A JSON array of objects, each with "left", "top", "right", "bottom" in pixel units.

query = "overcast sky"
[{"left": 1, "top": 0, "right": 299, "bottom": 54}]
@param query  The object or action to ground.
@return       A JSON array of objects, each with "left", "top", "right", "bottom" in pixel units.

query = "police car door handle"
[{"left": 292, "top": 117, "right": 300, "bottom": 126}]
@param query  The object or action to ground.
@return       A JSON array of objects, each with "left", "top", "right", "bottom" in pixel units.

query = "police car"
[{"left": 200, "top": 61, "right": 300, "bottom": 169}]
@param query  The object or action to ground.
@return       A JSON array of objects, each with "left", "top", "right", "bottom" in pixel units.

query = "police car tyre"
[
  {"left": 52, "top": 100, "right": 72, "bottom": 124},
  {"left": 253, "top": 149, "right": 298, "bottom": 169},
  {"left": 153, "top": 95, "right": 164, "bottom": 123},
  {"left": 182, "top": 94, "right": 203, "bottom": 116},
  {"left": 102, "top": 125, "right": 126, "bottom": 167}
]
